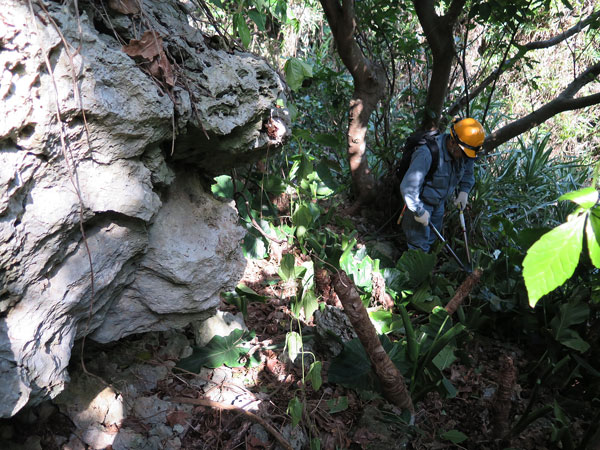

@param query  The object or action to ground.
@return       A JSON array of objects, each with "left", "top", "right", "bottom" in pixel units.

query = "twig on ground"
[{"left": 170, "top": 397, "right": 293, "bottom": 450}]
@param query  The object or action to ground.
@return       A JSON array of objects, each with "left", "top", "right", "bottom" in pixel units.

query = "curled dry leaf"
[
  {"left": 122, "top": 31, "right": 175, "bottom": 86},
  {"left": 108, "top": 0, "right": 140, "bottom": 15},
  {"left": 123, "top": 31, "right": 163, "bottom": 61}
]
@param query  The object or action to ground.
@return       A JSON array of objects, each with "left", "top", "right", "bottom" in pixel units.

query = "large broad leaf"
[
  {"left": 328, "top": 335, "right": 407, "bottom": 392},
  {"left": 396, "top": 250, "right": 435, "bottom": 288},
  {"left": 242, "top": 229, "right": 268, "bottom": 260},
  {"left": 369, "top": 310, "right": 403, "bottom": 334},
  {"left": 247, "top": 9, "right": 266, "bottom": 31},
  {"left": 177, "top": 329, "right": 254, "bottom": 372},
  {"left": 284, "top": 57, "right": 313, "bottom": 91},
  {"left": 587, "top": 212, "right": 600, "bottom": 268},
  {"left": 559, "top": 187, "right": 599, "bottom": 208},
  {"left": 383, "top": 267, "right": 410, "bottom": 293},
  {"left": 522, "top": 214, "right": 586, "bottom": 307},
  {"left": 550, "top": 302, "right": 590, "bottom": 353},
  {"left": 211, "top": 175, "right": 234, "bottom": 199}
]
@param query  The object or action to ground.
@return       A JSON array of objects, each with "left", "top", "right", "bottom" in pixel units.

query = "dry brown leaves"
[{"left": 122, "top": 30, "right": 175, "bottom": 86}]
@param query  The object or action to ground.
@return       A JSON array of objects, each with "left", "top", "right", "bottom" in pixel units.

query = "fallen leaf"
[
  {"left": 166, "top": 410, "right": 190, "bottom": 427},
  {"left": 123, "top": 31, "right": 175, "bottom": 86},
  {"left": 123, "top": 31, "right": 163, "bottom": 61},
  {"left": 108, "top": 0, "right": 140, "bottom": 15}
]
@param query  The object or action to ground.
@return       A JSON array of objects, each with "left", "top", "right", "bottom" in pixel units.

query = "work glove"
[
  {"left": 414, "top": 210, "right": 430, "bottom": 227},
  {"left": 454, "top": 191, "right": 468, "bottom": 210}
]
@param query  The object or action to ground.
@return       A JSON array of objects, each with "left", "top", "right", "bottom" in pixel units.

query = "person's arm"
[
  {"left": 455, "top": 157, "right": 475, "bottom": 209},
  {"left": 400, "top": 146, "right": 432, "bottom": 216},
  {"left": 458, "top": 157, "right": 475, "bottom": 194}
]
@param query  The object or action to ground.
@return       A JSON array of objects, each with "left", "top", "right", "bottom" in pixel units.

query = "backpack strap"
[{"left": 423, "top": 136, "right": 440, "bottom": 181}]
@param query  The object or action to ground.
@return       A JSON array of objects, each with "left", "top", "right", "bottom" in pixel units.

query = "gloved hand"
[
  {"left": 414, "top": 210, "right": 430, "bottom": 227},
  {"left": 454, "top": 191, "right": 468, "bottom": 210}
]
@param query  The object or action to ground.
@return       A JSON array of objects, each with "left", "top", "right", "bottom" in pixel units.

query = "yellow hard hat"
[{"left": 451, "top": 118, "right": 485, "bottom": 158}]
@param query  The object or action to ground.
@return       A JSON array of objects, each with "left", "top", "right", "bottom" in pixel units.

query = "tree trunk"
[
  {"left": 319, "top": 0, "right": 385, "bottom": 212},
  {"left": 332, "top": 271, "right": 414, "bottom": 413},
  {"left": 414, "top": 0, "right": 467, "bottom": 129}
]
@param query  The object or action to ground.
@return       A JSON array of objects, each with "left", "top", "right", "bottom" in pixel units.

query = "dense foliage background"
[{"left": 182, "top": 0, "right": 600, "bottom": 448}]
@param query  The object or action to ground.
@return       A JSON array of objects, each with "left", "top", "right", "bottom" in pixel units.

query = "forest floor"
[{"left": 1, "top": 222, "right": 594, "bottom": 450}]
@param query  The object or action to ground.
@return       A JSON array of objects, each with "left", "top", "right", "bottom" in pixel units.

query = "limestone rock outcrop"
[{"left": 0, "top": 0, "right": 290, "bottom": 417}]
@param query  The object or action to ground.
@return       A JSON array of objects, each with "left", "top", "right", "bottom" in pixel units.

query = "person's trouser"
[{"left": 402, "top": 203, "right": 444, "bottom": 252}]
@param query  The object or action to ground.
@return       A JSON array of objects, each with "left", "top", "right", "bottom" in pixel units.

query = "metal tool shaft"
[
  {"left": 429, "top": 222, "right": 470, "bottom": 272},
  {"left": 459, "top": 209, "right": 471, "bottom": 264}
]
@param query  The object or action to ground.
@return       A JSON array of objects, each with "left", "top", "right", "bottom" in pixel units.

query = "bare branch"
[
  {"left": 448, "top": 9, "right": 600, "bottom": 117},
  {"left": 484, "top": 61, "right": 600, "bottom": 150},
  {"left": 524, "top": 9, "right": 600, "bottom": 50}
]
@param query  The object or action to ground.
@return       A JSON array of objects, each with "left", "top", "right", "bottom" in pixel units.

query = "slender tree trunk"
[
  {"left": 414, "top": 0, "right": 466, "bottom": 129},
  {"left": 319, "top": 0, "right": 385, "bottom": 212},
  {"left": 332, "top": 271, "right": 414, "bottom": 413}
]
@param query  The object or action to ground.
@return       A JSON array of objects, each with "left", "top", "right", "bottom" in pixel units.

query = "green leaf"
[
  {"left": 433, "top": 345, "right": 457, "bottom": 371},
  {"left": 587, "top": 213, "right": 600, "bottom": 268},
  {"left": 307, "top": 361, "right": 323, "bottom": 391},
  {"left": 440, "top": 430, "right": 468, "bottom": 444},
  {"left": 523, "top": 214, "right": 586, "bottom": 307},
  {"left": 441, "top": 377, "right": 457, "bottom": 399},
  {"left": 222, "top": 292, "right": 247, "bottom": 317},
  {"left": 314, "top": 133, "right": 340, "bottom": 147},
  {"left": 292, "top": 204, "right": 313, "bottom": 229},
  {"left": 327, "top": 396, "right": 348, "bottom": 413},
  {"left": 279, "top": 253, "right": 296, "bottom": 281},
  {"left": 559, "top": 187, "right": 599, "bottom": 208},
  {"left": 396, "top": 250, "right": 435, "bottom": 287},
  {"left": 310, "top": 438, "right": 321, "bottom": 450},
  {"left": 211, "top": 175, "right": 234, "bottom": 199},
  {"left": 369, "top": 310, "right": 398, "bottom": 334},
  {"left": 285, "top": 331, "right": 302, "bottom": 362},
  {"left": 235, "top": 283, "right": 267, "bottom": 302},
  {"left": 287, "top": 397, "right": 303, "bottom": 427},
  {"left": 284, "top": 57, "right": 313, "bottom": 91},
  {"left": 550, "top": 302, "right": 590, "bottom": 353},
  {"left": 247, "top": 9, "right": 266, "bottom": 31},
  {"left": 234, "top": 14, "right": 251, "bottom": 48},
  {"left": 300, "top": 289, "right": 319, "bottom": 321},
  {"left": 328, "top": 336, "right": 401, "bottom": 392},
  {"left": 176, "top": 329, "right": 253, "bottom": 372},
  {"left": 242, "top": 229, "right": 268, "bottom": 260}
]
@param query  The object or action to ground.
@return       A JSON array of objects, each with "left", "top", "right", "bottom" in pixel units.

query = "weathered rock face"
[{"left": 0, "top": 0, "right": 290, "bottom": 417}]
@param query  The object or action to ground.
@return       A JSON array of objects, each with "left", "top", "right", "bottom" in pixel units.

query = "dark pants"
[{"left": 402, "top": 203, "right": 444, "bottom": 252}]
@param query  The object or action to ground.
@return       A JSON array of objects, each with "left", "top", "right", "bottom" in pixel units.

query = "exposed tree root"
[
  {"left": 171, "top": 397, "right": 293, "bottom": 450},
  {"left": 445, "top": 268, "right": 483, "bottom": 316},
  {"left": 332, "top": 271, "right": 414, "bottom": 413}
]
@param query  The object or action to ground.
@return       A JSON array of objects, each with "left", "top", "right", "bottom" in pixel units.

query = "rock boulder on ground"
[{"left": 0, "top": 0, "right": 289, "bottom": 417}]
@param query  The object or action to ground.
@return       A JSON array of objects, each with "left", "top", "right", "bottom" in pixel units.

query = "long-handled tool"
[
  {"left": 429, "top": 222, "right": 471, "bottom": 273},
  {"left": 458, "top": 207, "right": 471, "bottom": 265}
]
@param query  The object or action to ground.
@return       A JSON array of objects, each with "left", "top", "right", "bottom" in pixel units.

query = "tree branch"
[
  {"left": 447, "top": 9, "right": 600, "bottom": 117},
  {"left": 484, "top": 61, "right": 600, "bottom": 151},
  {"left": 524, "top": 9, "right": 600, "bottom": 50}
]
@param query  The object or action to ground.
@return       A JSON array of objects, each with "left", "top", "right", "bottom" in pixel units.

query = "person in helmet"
[{"left": 400, "top": 118, "right": 485, "bottom": 252}]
